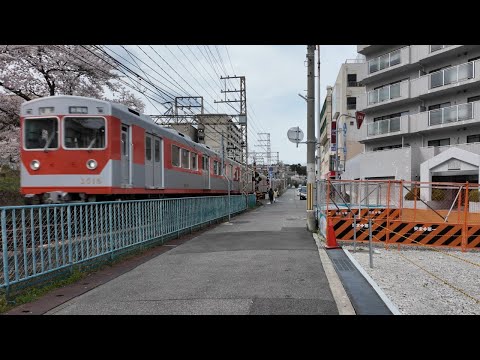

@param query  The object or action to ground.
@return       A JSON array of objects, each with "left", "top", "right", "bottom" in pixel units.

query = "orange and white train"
[{"left": 20, "top": 95, "right": 258, "bottom": 203}]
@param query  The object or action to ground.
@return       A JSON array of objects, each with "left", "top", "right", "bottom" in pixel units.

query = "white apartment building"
[
  {"left": 318, "top": 60, "right": 366, "bottom": 179},
  {"left": 343, "top": 45, "right": 480, "bottom": 196}
]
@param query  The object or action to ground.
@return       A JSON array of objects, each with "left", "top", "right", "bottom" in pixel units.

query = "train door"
[
  {"left": 203, "top": 155, "right": 210, "bottom": 189},
  {"left": 153, "top": 136, "right": 163, "bottom": 188},
  {"left": 145, "top": 134, "right": 163, "bottom": 189},
  {"left": 145, "top": 134, "right": 153, "bottom": 189},
  {"left": 121, "top": 125, "right": 131, "bottom": 186}
]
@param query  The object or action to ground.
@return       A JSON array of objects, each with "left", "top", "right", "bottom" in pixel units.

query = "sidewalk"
[{"left": 38, "top": 189, "right": 344, "bottom": 315}]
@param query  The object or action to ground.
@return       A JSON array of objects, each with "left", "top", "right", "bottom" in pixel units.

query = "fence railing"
[
  {"left": 317, "top": 179, "right": 480, "bottom": 250},
  {"left": 1, "top": 195, "right": 252, "bottom": 291}
]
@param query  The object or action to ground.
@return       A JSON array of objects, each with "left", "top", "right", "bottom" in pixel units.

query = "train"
[{"left": 19, "top": 95, "right": 283, "bottom": 204}]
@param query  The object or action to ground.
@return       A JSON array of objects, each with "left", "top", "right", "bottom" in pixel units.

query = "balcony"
[
  {"left": 410, "top": 60, "right": 480, "bottom": 99},
  {"left": 410, "top": 101, "right": 480, "bottom": 133},
  {"left": 411, "top": 45, "right": 467, "bottom": 64},
  {"left": 360, "top": 47, "right": 412, "bottom": 83},
  {"left": 362, "top": 115, "right": 409, "bottom": 141},
  {"left": 359, "top": 80, "right": 411, "bottom": 112}
]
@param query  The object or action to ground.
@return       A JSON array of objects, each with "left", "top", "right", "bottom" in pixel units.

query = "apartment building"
[
  {"left": 344, "top": 45, "right": 480, "bottom": 196},
  {"left": 318, "top": 60, "right": 366, "bottom": 179},
  {"left": 195, "top": 114, "right": 243, "bottom": 163}
]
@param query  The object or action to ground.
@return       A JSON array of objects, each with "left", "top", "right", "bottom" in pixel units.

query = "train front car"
[{"left": 20, "top": 96, "right": 113, "bottom": 204}]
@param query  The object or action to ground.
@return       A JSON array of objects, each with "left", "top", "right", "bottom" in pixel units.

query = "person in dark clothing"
[{"left": 268, "top": 187, "right": 274, "bottom": 204}]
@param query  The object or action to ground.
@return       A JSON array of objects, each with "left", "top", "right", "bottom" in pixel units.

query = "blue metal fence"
[{"left": 1, "top": 195, "right": 252, "bottom": 291}]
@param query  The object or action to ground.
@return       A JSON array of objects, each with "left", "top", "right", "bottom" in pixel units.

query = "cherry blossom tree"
[{"left": 0, "top": 45, "right": 145, "bottom": 129}]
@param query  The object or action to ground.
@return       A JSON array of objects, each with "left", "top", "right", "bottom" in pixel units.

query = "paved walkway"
[{"left": 40, "top": 188, "right": 343, "bottom": 315}]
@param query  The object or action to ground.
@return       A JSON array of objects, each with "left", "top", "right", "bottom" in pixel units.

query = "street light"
[{"left": 333, "top": 111, "right": 356, "bottom": 180}]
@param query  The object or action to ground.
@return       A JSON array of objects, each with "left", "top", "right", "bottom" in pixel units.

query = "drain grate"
[
  {"left": 231, "top": 221, "right": 250, "bottom": 224},
  {"left": 332, "top": 258, "right": 356, "bottom": 272}
]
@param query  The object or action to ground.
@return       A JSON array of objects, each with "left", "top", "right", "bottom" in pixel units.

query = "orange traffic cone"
[{"left": 325, "top": 218, "right": 341, "bottom": 249}]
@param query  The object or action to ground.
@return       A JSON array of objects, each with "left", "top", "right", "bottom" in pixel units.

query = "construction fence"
[{"left": 317, "top": 179, "right": 480, "bottom": 250}]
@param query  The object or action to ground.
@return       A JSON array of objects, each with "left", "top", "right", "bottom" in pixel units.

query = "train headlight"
[
  {"left": 30, "top": 160, "right": 41, "bottom": 171},
  {"left": 86, "top": 159, "right": 97, "bottom": 170}
]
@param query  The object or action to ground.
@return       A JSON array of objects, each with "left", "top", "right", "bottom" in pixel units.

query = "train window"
[
  {"left": 213, "top": 161, "right": 219, "bottom": 175},
  {"left": 230, "top": 165, "right": 233, "bottom": 179},
  {"left": 122, "top": 133, "right": 127, "bottom": 155},
  {"left": 181, "top": 149, "right": 190, "bottom": 169},
  {"left": 191, "top": 153, "right": 197, "bottom": 170},
  {"left": 64, "top": 117, "right": 105, "bottom": 149},
  {"left": 154, "top": 139, "right": 160, "bottom": 162},
  {"left": 24, "top": 117, "right": 58, "bottom": 150},
  {"left": 145, "top": 137, "right": 152, "bottom": 161},
  {"left": 172, "top": 145, "right": 180, "bottom": 167},
  {"left": 202, "top": 156, "right": 209, "bottom": 171}
]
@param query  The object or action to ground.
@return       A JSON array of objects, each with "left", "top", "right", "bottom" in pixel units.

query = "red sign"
[{"left": 355, "top": 111, "right": 365, "bottom": 129}]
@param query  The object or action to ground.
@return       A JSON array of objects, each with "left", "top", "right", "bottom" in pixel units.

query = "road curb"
[{"left": 313, "top": 233, "right": 356, "bottom": 315}]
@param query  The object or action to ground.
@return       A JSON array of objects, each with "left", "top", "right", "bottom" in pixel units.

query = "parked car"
[{"left": 299, "top": 186, "right": 307, "bottom": 200}]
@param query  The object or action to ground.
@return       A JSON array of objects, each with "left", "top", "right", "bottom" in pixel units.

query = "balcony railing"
[
  {"left": 430, "top": 45, "right": 450, "bottom": 53},
  {"left": 367, "top": 117, "right": 401, "bottom": 136},
  {"left": 429, "top": 62, "right": 474, "bottom": 89},
  {"left": 428, "top": 102, "right": 474, "bottom": 126},
  {"left": 368, "top": 82, "right": 401, "bottom": 105},
  {"left": 368, "top": 49, "right": 401, "bottom": 74},
  {"left": 347, "top": 81, "right": 362, "bottom": 87}
]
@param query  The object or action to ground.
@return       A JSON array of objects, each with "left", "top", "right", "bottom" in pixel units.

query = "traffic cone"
[{"left": 325, "top": 218, "right": 341, "bottom": 249}]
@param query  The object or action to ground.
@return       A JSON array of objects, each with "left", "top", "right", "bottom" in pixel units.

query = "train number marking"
[{"left": 80, "top": 177, "right": 102, "bottom": 185}]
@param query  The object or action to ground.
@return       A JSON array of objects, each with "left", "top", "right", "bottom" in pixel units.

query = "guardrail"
[{"left": 1, "top": 195, "right": 253, "bottom": 292}]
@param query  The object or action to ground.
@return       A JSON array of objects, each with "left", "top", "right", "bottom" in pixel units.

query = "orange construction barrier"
[{"left": 325, "top": 218, "right": 341, "bottom": 249}]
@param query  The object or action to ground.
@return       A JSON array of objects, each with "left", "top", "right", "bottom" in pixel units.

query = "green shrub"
[
  {"left": 469, "top": 189, "right": 480, "bottom": 202},
  {"left": 404, "top": 187, "right": 419, "bottom": 200},
  {"left": 431, "top": 188, "right": 446, "bottom": 201}
]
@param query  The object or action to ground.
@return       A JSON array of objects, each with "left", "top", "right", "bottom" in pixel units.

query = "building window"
[
  {"left": 373, "top": 144, "right": 402, "bottom": 151},
  {"left": 347, "top": 97, "right": 356, "bottom": 110},
  {"left": 347, "top": 74, "right": 358, "bottom": 87},
  {"left": 467, "top": 134, "right": 480, "bottom": 143},
  {"left": 428, "top": 138, "right": 450, "bottom": 147},
  {"left": 468, "top": 95, "right": 480, "bottom": 103},
  {"left": 428, "top": 102, "right": 451, "bottom": 111}
]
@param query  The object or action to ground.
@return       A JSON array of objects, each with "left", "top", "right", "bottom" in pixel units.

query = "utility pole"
[
  {"left": 215, "top": 76, "right": 249, "bottom": 193},
  {"left": 316, "top": 45, "right": 321, "bottom": 182},
  {"left": 306, "top": 45, "right": 316, "bottom": 231}
]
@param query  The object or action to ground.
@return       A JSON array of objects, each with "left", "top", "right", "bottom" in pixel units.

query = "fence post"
[
  {"left": 386, "top": 180, "right": 391, "bottom": 249},
  {"left": 400, "top": 179, "right": 403, "bottom": 221},
  {"left": 67, "top": 206, "right": 73, "bottom": 272},
  {"left": 326, "top": 180, "right": 330, "bottom": 226},
  {"left": 1, "top": 209, "right": 9, "bottom": 294},
  {"left": 462, "top": 182, "right": 469, "bottom": 251},
  {"left": 368, "top": 218, "right": 373, "bottom": 268},
  {"left": 353, "top": 213, "right": 357, "bottom": 253},
  {"left": 413, "top": 181, "right": 417, "bottom": 222}
]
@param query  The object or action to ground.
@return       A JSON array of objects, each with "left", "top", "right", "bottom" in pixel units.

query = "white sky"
[{"left": 113, "top": 45, "right": 359, "bottom": 165}]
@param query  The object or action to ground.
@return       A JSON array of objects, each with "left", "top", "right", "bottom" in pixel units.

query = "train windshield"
[
  {"left": 64, "top": 117, "right": 106, "bottom": 149},
  {"left": 24, "top": 117, "right": 58, "bottom": 150}
]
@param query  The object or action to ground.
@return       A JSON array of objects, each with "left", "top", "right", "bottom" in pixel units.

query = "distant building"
[
  {"left": 195, "top": 114, "right": 243, "bottom": 163},
  {"left": 318, "top": 60, "right": 366, "bottom": 179}
]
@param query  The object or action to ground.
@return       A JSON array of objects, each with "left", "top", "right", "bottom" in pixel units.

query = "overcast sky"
[{"left": 114, "top": 45, "right": 359, "bottom": 165}]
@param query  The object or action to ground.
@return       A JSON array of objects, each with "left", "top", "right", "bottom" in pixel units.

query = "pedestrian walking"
[{"left": 268, "top": 187, "right": 274, "bottom": 204}]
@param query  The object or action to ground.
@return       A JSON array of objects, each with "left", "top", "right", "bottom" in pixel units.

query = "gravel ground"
[{"left": 342, "top": 244, "right": 480, "bottom": 315}]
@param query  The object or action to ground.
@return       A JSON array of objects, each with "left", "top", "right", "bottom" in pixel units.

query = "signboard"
[
  {"left": 355, "top": 111, "right": 366, "bottom": 129},
  {"left": 331, "top": 144, "right": 337, "bottom": 152}
]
